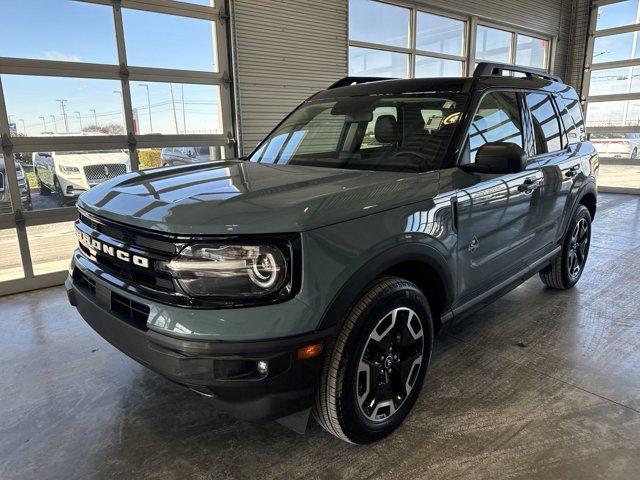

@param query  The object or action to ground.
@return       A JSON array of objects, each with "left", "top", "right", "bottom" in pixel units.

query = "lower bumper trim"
[{"left": 66, "top": 277, "right": 332, "bottom": 422}]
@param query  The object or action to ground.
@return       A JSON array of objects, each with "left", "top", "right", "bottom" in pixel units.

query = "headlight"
[
  {"left": 59, "top": 164, "right": 80, "bottom": 174},
  {"left": 159, "top": 244, "right": 289, "bottom": 298}
]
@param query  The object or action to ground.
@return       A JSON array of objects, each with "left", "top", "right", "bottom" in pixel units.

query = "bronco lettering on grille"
[{"left": 76, "top": 227, "right": 150, "bottom": 268}]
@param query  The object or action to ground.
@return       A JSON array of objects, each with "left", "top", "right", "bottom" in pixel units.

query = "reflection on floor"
[{"left": 0, "top": 193, "right": 639, "bottom": 479}]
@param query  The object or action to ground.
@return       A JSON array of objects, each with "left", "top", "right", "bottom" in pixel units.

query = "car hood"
[
  {"left": 77, "top": 160, "right": 441, "bottom": 234},
  {"left": 54, "top": 152, "right": 130, "bottom": 166}
]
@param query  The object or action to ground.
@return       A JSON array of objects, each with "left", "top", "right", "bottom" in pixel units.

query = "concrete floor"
[{"left": 1, "top": 193, "right": 639, "bottom": 480}]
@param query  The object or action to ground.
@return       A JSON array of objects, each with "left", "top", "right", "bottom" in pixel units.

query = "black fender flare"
[
  {"left": 317, "top": 243, "right": 455, "bottom": 331},
  {"left": 562, "top": 179, "right": 597, "bottom": 238}
]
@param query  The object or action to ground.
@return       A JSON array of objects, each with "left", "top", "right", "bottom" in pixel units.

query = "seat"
[{"left": 374, "top": 115, "right": 399, "bottom": 145}]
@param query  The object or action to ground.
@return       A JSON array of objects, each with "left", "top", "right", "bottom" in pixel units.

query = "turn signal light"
[{"left": 297, "top": 342, "right": 324, "bottom": 360}]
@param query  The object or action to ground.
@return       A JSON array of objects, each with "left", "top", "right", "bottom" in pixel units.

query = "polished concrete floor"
[{"left": 1, "top": 193, "right": 639, "bottom": 480}]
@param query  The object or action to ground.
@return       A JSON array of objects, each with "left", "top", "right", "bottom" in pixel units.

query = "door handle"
[
  {"left": 565, "top": 165, "right": 580, "bottom": 178},
  {"left": 517, "top": 177, "right": 542, "bottom": 194}
]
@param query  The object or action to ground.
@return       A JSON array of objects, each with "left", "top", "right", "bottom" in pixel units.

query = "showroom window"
[
  {"left": 348, "top": 0, "right": 551, "bottom": 78},
  {"left": 0, "top": 0, "right": 233, "bottom": 294},
  {"left": 348, "top": 0, "right": 467, "bottom": 78},
  {"left": 583, "top": 0, "right": 640, "bottom": 193}
]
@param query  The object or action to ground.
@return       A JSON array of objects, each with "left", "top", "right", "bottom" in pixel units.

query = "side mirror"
[{"left": 462, "top": 142, "right": 527, "bottom": 174}]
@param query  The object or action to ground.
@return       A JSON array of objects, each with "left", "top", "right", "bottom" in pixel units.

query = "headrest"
[{"left": 374, "top": 115, "right": 399, "bottom": 144}]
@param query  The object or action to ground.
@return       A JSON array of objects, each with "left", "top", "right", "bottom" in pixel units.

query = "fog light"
[{"left": 256, "top": 360, "right": 269, "bottom": 375}]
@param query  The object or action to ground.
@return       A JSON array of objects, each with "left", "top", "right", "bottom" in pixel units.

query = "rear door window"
[{"left": 526, "top": 93, "right": 563, "bottom": 154}]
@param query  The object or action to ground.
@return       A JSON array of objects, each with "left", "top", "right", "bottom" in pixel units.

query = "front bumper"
[{"left": 66, "top": 274, "right": 333, "bottom": 422}]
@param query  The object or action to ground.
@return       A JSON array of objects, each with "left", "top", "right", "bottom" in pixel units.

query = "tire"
[
  {"left": 631, "top": 148, "right": 638, "bottom": 160},
  {"left": 539, "top": 205, "right": 591, "bottom": 290},
  {"left": 37, "top": 172, "right": 51, "bottom": 196},
  {"left": 313, "top": 276, "right": 434, "bottom": 444}
]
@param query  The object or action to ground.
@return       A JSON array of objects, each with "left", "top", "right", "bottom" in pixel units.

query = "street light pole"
[
  {"left": 169, "top": 83, "right": 179, "bottom": 134},
  {"left": 139, "top": 84, "right": 153, "bottom": 134},
  {"left": 74, "top": 111, "right": 83, "bottom": 131},
  {"left": 56, "top": 99, "right": 69, "bottom": 132}
]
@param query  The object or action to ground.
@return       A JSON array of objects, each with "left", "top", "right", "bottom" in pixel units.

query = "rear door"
[
  {"left": 525, "top": 90, "right": 584, "bottom": 249},
  {"left": 456, "top": 90, "right": 545, "bottom": 302}
]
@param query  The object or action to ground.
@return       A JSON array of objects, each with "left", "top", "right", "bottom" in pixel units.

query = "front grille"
[
  {"left": 83, "top": 163, "right": 127, "bottom": 183},
  {"left": 77, "top": 211, "right": 176, "bottom": 293}
]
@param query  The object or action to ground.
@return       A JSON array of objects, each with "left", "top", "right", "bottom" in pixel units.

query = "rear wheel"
[
  {"left": 540, "top": 205, "right": 591, "bottom": 289},
  {"left": 313, "top": 276, "right": 433, "bottom": 444},
  {"left": 631, "top": 147, "right": 638, "bottom": 160}
]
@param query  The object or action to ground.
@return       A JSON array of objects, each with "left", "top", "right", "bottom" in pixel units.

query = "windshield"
[{"left": 249, "top": 93, "right": 467, "bottom": 172}]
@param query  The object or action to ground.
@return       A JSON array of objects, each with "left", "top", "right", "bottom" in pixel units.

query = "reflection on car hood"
[
  {"left": 55, "top": 152, "right": 130, "bottom": 166},
  {"left": 78, "top": 160, "right": 440, "bottom": 234}
]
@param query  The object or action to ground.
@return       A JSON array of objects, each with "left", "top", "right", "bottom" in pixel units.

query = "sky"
[{"left": 0, "top": 0, "right": 220, "bottom": 136}]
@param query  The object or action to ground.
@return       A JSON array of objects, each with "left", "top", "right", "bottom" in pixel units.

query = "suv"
[
  {"left": 160, "top": 146, "right": 222, "bottom": 166},
  {"left": 0, "top": 156, "right": 32, "bottom": 213},
  {"left": 66, "top": 63, "right": 598, "bottom": 444},
  {"left": 34, "top": 146, "right": 131, "bottom": 205}
]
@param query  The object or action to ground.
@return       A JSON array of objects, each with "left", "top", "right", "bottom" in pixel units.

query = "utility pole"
[
  {"left": 90, "top": 108, "right": 98, "bottom": 126},
  {"left": 169, "top": 83, "right": 179, "bottom": 134},
  {"left": 39, "top": 116, "right": 47, "bottom": 132},
  {"left": 181, "top": 84, "right": 186, "bottom": 134},
  {"left": 113, "top": 90, "right": 125, "bottom": 128},
  {"left": 74, "top": 111, "right": 83, "bottom": 131},
  {"left": 50, "top": 115, "right": 58, "bottom": 133},
  {"left": 19, "top": 119, "right": 27, "bottom": 135},
  {"left": 139, "top": 84, "right": 153, "bottom": 133},
  {"left": 56, "top": 99, "right": 69, "bottom": 132}
]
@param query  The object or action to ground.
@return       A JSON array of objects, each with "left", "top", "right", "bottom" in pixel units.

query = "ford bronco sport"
[{"left": 66, "top": 63, "right": 598, "bottom": 444}]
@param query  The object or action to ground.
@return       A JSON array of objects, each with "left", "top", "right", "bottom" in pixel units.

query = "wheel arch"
[
  {"left": 317, "top": 244, "right": 455, "bottom": 336},
  {"left": 578, "top": 188, "right": 597, "bottom": 221}
]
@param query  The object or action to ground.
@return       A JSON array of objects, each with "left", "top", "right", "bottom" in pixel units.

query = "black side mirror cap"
[{"left": 461, "top": 142, "right": 527, "bottom": 174}]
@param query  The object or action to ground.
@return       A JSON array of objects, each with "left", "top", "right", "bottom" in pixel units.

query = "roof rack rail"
[
  {"left": 327, "top": 76, "right": 396, "bottom": 89},
  {"left": 473, "top": 62, "right": 562, "bottom": 83}
]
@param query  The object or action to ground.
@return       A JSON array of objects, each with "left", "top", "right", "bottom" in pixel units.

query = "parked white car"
[
  {"left": 34, "top": 149, "right": 131, "bottom": 205},
  {"left": 589, "top": 133, "right": 640, "bottom": 160}
]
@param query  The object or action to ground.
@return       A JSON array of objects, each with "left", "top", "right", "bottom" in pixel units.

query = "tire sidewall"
[
  {"left": 560, "top": 205, "right": 591, "bottom": 288},
  {"left": 337, "top": 282, "right": 433, "bottom": 444}
]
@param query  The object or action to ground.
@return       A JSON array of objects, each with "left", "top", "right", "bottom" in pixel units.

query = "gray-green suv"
[{"left": 66, "top": 63, "right": 598, "bottom": 444}]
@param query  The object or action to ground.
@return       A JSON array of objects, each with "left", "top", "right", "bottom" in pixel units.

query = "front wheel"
[
  {"left": 540, "top": 205, "right": 591, "bottom": 289},
  {"left": 631, "top": 147, "right": 638, "bottom": 160},
  {"left": 313, "top": 276, "right": 433, "bottom": 444}
]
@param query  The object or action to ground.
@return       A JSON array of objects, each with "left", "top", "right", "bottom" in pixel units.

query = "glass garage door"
[
  {"left": 584, "top": 0, "right": 640, "bottom": 193},
  {"left": 0, "top": 0, "right": 235, "bottom": 295}
]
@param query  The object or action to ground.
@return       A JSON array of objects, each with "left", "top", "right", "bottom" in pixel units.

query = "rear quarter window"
[{"left": 557, "top": 88, "right": 585, "bottom": 143}]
